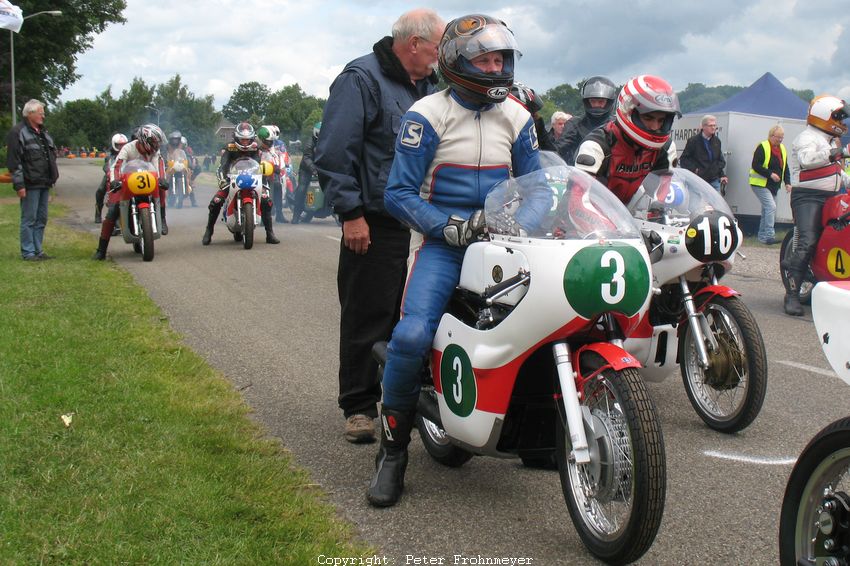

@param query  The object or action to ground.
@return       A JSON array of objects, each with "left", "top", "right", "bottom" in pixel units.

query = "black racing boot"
[
  {"left": 95, "top": 204, "right": 103, "bottom": 224},
  {"left": 784, "top": 268, "right": 804, "bottom": 316},
  {"left": 262, "top": 208, "right": 280, "bottom": 244},
  {"left": 92, "top": 237, "right": 109, "bottom": 260},
  {"left": 202, "top": 207, "right": 218, "bottom": 245},
  {"left": 367, "top": 406, "right": 414, "bottom": 507}
]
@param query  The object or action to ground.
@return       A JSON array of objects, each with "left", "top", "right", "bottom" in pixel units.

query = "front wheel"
[
  {"left": 679, "top": 295, "right": 767, "bottom": 433},
  {"left": 415, "top": 390, "right": 473, "bottom": 468},
  {"left": 780, "top": 229, "right": 816, "bottom": 305},
  {"left": 242, "top": 202, "right": 255, "bottom": 250},
  {"left": 779, "top": 417, "right": 850, "bottom": 566},
  {"left": 139, "top": 206, "right": 154, "bottom": 262},
  {"left": 557, "top": 353, "right": 666, "bottom": 565}
]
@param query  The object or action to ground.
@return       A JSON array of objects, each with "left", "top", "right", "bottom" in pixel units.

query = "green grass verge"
[{"left": 0, "top": 200, "right": 372, "bottom": 563}]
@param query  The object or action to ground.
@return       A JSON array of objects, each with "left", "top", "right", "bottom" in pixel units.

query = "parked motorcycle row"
[{"left": 95, "top": 146, "right": 850, "bottom": 564}]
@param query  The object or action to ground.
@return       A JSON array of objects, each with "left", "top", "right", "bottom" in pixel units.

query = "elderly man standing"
[
  {"left": 679, "top": 114, "right": 729, "bottom": 191},
  {"left": 315, "top": 8, "right": 445, "bottom": 443},
  {"left": 6, "top": 99, "right": 59, "bottom": 261}
]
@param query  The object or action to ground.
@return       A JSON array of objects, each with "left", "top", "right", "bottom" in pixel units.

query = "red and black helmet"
[{"left": 438, "top": 14, "right": 521, "bottom": 105}]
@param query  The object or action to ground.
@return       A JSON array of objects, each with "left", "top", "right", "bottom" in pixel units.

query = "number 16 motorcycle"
[
  {"left": 623, "top": 168, "right": 768, "bottom": 433},
  {"left": 375, "top": 165, "right": 666, "bottom": 565}
]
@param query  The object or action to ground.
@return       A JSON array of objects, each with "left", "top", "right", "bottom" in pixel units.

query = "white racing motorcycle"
[
  {"left": 779, "top": 281, "right": 850, "bottom": 565},
  {"left": 220, "top": 157, "right": 268, "bottom": 249},
  {"left": 623, "top": 168, "right": 768, "bottom": 433},
  {"left": 375, "top": 165, "right": 666, "bottom": 565}
]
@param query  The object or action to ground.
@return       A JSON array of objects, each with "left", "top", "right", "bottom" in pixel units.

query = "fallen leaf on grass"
[{"left": 60, "top": 413, "right": 74, "bottom": 427}]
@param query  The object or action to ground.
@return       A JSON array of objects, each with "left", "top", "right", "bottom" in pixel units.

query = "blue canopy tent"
[{"left": 697, "top": 72, "right": 809, "bottom": 120}]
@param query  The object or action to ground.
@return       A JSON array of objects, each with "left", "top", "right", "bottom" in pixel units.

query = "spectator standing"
[
  {"left": 292, "top": 122, "right": 321, "bottom": 224},
  {"left": 5, "top": 99, "right": 59, "bottom": 261},
  {"left": 749, "top": 125, "right": 791, "bottom": 244},
  {"left": 558, "top": 75, "right": 618, "bottom": 164},
  {"left": 679, "top": 114, "right": 728, "bottom": 191},
  {"left": 549, "top": 111, "right": 571, "bottom": 153},
  {"left": 315, "top": 8, "right": 445, "bottom": 443}
]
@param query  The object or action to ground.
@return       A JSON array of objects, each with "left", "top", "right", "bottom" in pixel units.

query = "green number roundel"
[
  {"left": 563, "top": 243, "right": 650, "bottom": 319},
  {"left": 440, "top": 344, "right": 477, "bottom": 417}
]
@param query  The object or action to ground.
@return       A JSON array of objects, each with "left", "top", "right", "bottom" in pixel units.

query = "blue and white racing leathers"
[{"left": 381, "top": 89, "right": 542, "bottom": 411}]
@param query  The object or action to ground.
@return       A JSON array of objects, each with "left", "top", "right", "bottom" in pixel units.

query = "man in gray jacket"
[
  {"left": 6, "top": 99, "right": 59, "bottom": 261},
  {"left": 315, "top": 8, "right": 444, "bottom": 443}
]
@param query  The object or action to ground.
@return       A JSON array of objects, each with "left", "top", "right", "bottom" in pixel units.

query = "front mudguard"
[
  {"left": 691, "top": 285, "right": 739, "bottom": 311},
  {"left": 572, "top": 342, "right": 642, "bottom": 384}
]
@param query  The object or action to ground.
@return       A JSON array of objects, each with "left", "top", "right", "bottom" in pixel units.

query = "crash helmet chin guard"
[
  {"left": 137, "top": 124, "right": 166, "bottom": 154},
  {"left": 615, "top": 75, "right": 681, "bottom": 149},
  {"left": 233, "top": 122, "right": 257, "bottom": 151},
  {"left": 438, "top": 14, "right": 521, "bottom": 105},
  {"left": 111, "top": 133, "right": 128, "bottom": 153},
  {"left": 581, "top": 76, "right": 618, "bottom": 118},
  {"left": 808, "top": 95, "right": 850, "bottom": 136}
]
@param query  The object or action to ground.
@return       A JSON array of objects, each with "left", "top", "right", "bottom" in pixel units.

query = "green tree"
[
  {"left": 265, "top": 84, "right": 324, "bottom": 143},
  {"left": 0, "top": 0, "right": 127, "bottom": 116},
  {"left": 153, "top": 75, "right": 221, "bottom": 153},
  {"left": 544, "top": 83, "right": 583, "bottom": 117},
  {"left": 222, "top": 82, "right": 271, "bottom": 123}
]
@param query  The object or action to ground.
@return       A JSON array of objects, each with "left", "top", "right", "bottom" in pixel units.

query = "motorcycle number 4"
[
  {"left": 564, "top": 244, "right": 650, "bottom": 320},
  {"left": 686, "top": 211, "right": 738, "bottom": 262},
  {"left": 827, "top": 247, "right": 849, "bottom": 279},
  {"left": 440, "top": 345, "right": 477, "bottom": 418}
]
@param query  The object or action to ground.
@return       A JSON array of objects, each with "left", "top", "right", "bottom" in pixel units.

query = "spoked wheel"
[
  {"left": 679, "top": 295, "right": 767, "bottom": 433},
  {"left": 139, "top": 207, "right": 155, "bottom": 262},
  {"left": 780, "top": 229, "right": 816, "bottom": 305},
  {"left": 556, "top": 352, "right": 666, "bottom": 565},
  {"left": 779, "top": 417, "right": 850, "bottom": 566},
  {"left": 415, "top": 389, "right": 473, "bottom": 468},
  {"left": 242, "top": 202, "right": 255, "bottom": 250}
]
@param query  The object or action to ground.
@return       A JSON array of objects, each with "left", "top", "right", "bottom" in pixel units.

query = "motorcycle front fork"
[
  {"left": 679, "top": 274, "right": 718, "bottom": 369},
  {"left": 553, "top": 342, "right": 591, "bottom": 464},
  {"left": 129, "top": 200, "right": 158, "bottom": 235}
]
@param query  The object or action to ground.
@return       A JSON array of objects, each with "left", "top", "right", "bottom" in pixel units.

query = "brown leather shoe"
[{"left": 345, "top": 414, "right": 376, "bottom": 444}]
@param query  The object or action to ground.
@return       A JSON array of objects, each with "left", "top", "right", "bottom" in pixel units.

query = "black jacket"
[
  {"left": 6, "top": 121, "right": 59, "bottom": 190},
  {"left": 751, "top": 141, "right": 791, "bottom": 195},
  {"left": 679, "top": 133, "right": 726, "bottom": 183},
  {"left": 315, "top": 36, "right": 438, "bottom": 223},
  {"left": 558, "top": 113, "right": 612, "bottom": 165}
]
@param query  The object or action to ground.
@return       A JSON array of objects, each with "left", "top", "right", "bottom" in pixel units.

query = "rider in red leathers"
[
  {"left": 94, "top": 133, "right": 128, "bottom": 223},
  {"left": 781, "top": 95, "right": 850, "bottom": 315},
  {"left": 93, "top": 124, "right": 169, "bottom": 260},
  {"left": 573, "top": 75, "right": 681, "bottom": 207},
  {"left": 202, "top": 122, "right": 280, "bottom": 245}
]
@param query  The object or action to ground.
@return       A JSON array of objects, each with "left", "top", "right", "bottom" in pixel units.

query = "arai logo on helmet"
[
  {"left": 654, "top": 94, "right": 674, "bottom": 106},
  {"left": 488, "top": 87, "right": 509, "bottom": 99}
]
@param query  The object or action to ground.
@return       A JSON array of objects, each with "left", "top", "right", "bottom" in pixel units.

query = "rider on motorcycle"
[
  {"left": 257, "top": 125, "right": 287, "bottom": 223},
  {"left": 573, "top": 75, "right": 680, "bottom": 206},
  {"left": 202, "top": 121, "right": 280, "bottom": 245},
  {"left": 165, "top": 130, "right": 198, "bottom": 207},
  {"left": 94, "top": 133, "right": 128, "bottom": 223},
  {"left": 781, "top": 95, "right": 850, "bottom": 316},
  {"left": 369, "top": 14, "right": 542, "bottom": 508},
  {"left": 292, "top": 122, "right": 321, "bottom": 224},
  {"left": 93, "top": 124, "right": 169, "bottom": 260},
  {"left": 559, "top": 75, "right": 618, "bottom": 164}
]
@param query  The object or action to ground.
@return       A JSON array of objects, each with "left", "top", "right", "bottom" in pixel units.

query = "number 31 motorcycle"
[
  {"left": 623, "top": 168, "right": 768, "bottom": 433},
  {"left": 375, "top": 165, "right": 666, "bottom": 565},
  {"left": 115, "top": 159, "right": 163, "bottom": 261}
]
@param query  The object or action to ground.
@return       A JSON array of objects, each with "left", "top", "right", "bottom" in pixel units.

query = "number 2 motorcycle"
[
  {"left": 779, "top": 280, "right": 850, "bottom": 565},
  {"left": 779, "top": 192, "right": 850, "bottom": 305},
  {"left": 622, "top": 168, "right": 768, "bottom": 433},
  {"left": 115, "top": 159, "right": 163, "bottom": 261},
  {"left": 375, "top": 165, "right": 666, "bottom": 565},
  {"left": 219, "top": 157, "right": 270, "bottom": 249}
]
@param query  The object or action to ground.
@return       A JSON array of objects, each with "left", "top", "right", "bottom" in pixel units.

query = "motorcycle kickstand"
[
  {"left": 553, "top": 342, "right": 591, "bottom": 464},
  {"left": 679, "top": 275, "right": 718, "bottom": 370}
]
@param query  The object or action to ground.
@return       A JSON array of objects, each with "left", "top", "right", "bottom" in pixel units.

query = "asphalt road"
[{"left": 52, "top": 158, "right": 842, "bottom": 565}]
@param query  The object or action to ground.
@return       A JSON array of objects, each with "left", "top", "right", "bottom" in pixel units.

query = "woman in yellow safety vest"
[{"left": 749, "top": 124, "right": 791, "bottom": 244}]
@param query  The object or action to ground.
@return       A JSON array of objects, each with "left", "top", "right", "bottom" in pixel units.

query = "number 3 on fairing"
[
  {"left": 452, "top": 357, "right": 463, "bottom": 404},
  {"left": 601, "top": 250, "right": 625, "bottom": 304}
]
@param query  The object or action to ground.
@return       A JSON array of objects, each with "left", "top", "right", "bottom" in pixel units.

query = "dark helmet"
[
  {"left": 233, "top": 121, "right": 257, "bottom": 151},
  {"left": 581, "top": 76, "right": 618, "bottom": 119},
  {"left": 438, "top": 14, "right": 521, "bottom": 105},
  {"left": 136, "top": 124, "right": 166, "bottom": 154},
  {"left": 168, "top": 130, "right": 182, "bottom": 147}
]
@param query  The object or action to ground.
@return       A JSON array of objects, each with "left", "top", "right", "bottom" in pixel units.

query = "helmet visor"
[
  {"left": 442, "top": 22, "right": 521, "bottom": 67},
  {"left": 582, "top": 80, "right": 618, "bottom": 101}
]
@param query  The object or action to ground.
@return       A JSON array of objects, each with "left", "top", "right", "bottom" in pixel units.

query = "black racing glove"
[
  {"left": 218, "top": 177, "right": 230, "bottom": 190},
  {"left": 109, "top": 180, "right": 122, "bottom": 192},
  {"left": 158, "top": 178, "right": 169, "bottom": 190},
  {"left": 443, "top": 210, "right": 487, "bottom": 247},
  {"left": 511, "top": 82, "right": 544, "bottom": 115}
]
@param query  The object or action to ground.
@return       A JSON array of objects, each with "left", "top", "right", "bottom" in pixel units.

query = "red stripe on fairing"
[
  {"left": 630, "top": 312, "right": 655, "bottom": 339},
  {"left": 432, "top": 317, "right": 595, "bottom": 414},
  {"left": 799, "top": 163, "right": 841, "bottom": 182}
]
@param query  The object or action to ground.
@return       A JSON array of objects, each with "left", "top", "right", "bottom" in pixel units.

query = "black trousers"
[
  {"left": 786, "top": 187, "right": 830, "bottom": 274},
  {"left": 337, "top": 219, "right": 410, "bottom": 418}
]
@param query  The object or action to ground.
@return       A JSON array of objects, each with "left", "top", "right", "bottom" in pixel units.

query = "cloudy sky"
[{"left": 57, "top": 0, "right": 850, "bottom": 110}]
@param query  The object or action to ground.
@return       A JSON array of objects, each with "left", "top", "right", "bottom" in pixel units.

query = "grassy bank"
[{"left": 0, "top": 200, "right": 371, "bottom": 563}]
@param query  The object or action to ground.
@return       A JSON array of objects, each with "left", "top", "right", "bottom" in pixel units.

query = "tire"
[
  {"left": 679, "top": 295, "right": 767, "bottom": 433},
  {"left": 779, "top": 229, "right": 816, "bottom": 305},
  {"left": 242, "top": 202, "right": 254, "bottom": 250},
  {"left": 139, "top": 206, "right": 154, "bottom": 262},
  {"left": 557, "top": 352, "right": 666, "bottom": 565},
  {"left": 415, "top": 390, "right": 473, "bottom": 468},
  {"left": 779, "top": 417, "right": 850, "bottom": 566},
  {"left": 132, "top": 242, "right": 142, "bottom": 254}
]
